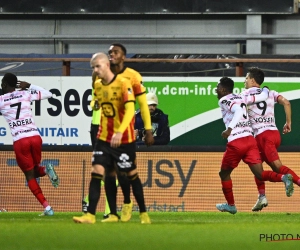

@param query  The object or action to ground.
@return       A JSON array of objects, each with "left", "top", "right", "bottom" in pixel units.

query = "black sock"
[
  {"left": 104, "top": 175, "right": 117, "bottom": 215},
  {"left": 117, "top": 172, "right": 131, "bottom": 204},
  {"left": 87, "top": 173, "right": 102, "bottom": 215},
  {"left": 129, "top": 174, "right": 146, "bottom": 213}
]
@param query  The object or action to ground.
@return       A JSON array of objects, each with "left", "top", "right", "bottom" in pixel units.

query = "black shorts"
[{"left": 92, "top": 140, "right": 137, "bottom": 173}]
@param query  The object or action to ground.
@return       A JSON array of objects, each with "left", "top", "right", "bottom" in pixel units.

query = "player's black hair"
[
  {"left": 2, "top": 73, "right": 18, "bottom": 87},
  {"left": 110, "top": 43, "right": 127, "bottom": 55},
  {"left": 247, "top": 67, "right": 265, "bottom": 85},
  {"left": 219, "top": 77, "right": 234, "bottom": 93}
]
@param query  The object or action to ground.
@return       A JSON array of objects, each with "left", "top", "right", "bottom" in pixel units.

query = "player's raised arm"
[
  {"left": 29, "top": 84, "right": 52, "bottom": 100},
  {"left": 18, "top": 81, "right": 52, "bottom": 100}
]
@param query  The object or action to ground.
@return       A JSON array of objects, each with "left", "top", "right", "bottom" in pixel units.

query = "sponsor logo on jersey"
[{"left": 4, "top": 95, "right": 23, "bottom": 102}]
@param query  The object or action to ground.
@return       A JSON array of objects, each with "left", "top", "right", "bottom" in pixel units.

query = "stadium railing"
[{"left": 2, "top": 57, "right": 300, "bottom": 76}]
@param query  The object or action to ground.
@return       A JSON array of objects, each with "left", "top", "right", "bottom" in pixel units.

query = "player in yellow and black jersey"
[
  {"left": 93, "top": 74, "right": 136, "bottom": 143},
  {"left": 73, "top": 52, "right": 151, "bottom": 224},
  {"left": 92, "top": 43, "right": 153, "bottom": 144},
  {"left": 90, "top": 44, "right": 153, "bottom": 222}
]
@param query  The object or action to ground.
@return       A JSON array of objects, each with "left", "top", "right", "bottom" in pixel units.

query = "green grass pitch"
[{"left": 1, "top": 212, "right": 300, "bottom": 250}]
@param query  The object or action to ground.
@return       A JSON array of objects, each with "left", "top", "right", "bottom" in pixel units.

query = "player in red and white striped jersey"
[
  {"left": 0, "top": 73, "right": 59, "bottom": 216},
  {"left": 243, "top": 67, "right": 300, "bottom": 212},
  {"left": 215, "top": 76, "right": 294, "bottom": 214}
]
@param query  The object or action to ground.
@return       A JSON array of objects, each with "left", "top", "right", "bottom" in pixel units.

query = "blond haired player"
[
  {"left": 86, "top": 43, "right": 153, "bottom": 222},
  {"left": 73, "top": 53, "right": 150, "bottom": 224}
]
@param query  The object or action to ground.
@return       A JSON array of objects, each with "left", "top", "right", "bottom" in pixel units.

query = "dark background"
[{"left": 0, "top": 0, "right": 296, "bottom": 14}]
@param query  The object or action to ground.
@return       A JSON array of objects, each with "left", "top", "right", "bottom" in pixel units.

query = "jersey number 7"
[{"left": 10, "top": 102, "right": 21, "bottom": 119}]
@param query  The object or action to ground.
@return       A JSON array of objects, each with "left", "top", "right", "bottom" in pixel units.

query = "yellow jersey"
[
  {"left": 119, "top": 67, "right": 145, "bottom": 96},
  {"left": 96, "top": 67, "right": 145, "bottom": 97},
  {"left": 94, "top": 74, "right": 135, "bottom": 143},
  {"left": 94, "top": 66, "right": 151, "bottom": 131}
]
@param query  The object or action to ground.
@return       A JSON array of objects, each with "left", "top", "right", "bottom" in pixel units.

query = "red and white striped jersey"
[
  {"left": 246, "top": 89, "right": 280, "bottom": 136},
  {"left": 218, "top": 93, "right": 253, "bottom": 142},
  {"left": 0, "top": 85, "right": 52, "bottom": 142}
]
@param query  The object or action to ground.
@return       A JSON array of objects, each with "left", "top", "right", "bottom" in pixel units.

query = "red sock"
[
  {"left": 254, "top": 176, "right": 265, "bottom": 195},
  {"left": 221, "top": 180, "right": 235, "bottom": 206},
  {"left": 27, "top": 179, "right": 47, "bottom": 207},
  {"left": 280, "top": 166, "right": 300, "bottom": 186},
  {"left": 261, "top": 170, "right": 282, "bottom": 182},
  {"left": 34, "top": 165, "right": 46, "bottom": 177}
]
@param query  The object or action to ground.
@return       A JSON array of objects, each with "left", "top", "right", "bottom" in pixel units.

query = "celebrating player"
[
  {"left": 243, "top": 67, "right": 300, "bottom": 211},
  {"left": 215, "top": 76, "right": 293, "bottom": 214},
  {"left": 0, "top": 73, "right": 59, "bottom": 216}
]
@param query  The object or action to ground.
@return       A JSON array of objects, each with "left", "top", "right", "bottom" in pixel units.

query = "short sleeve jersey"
[
  {"left": 246, "top": 89, "right": 279, "bottom": 136},
  {"left": 0, "top": 89, "right": 41, "bottom": 141},
  {"left": 94, "top": 74, "right": 136, "bottom": 143},
  {"left": 218, "top": 93, "right": 253, "bottom": 142}
]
